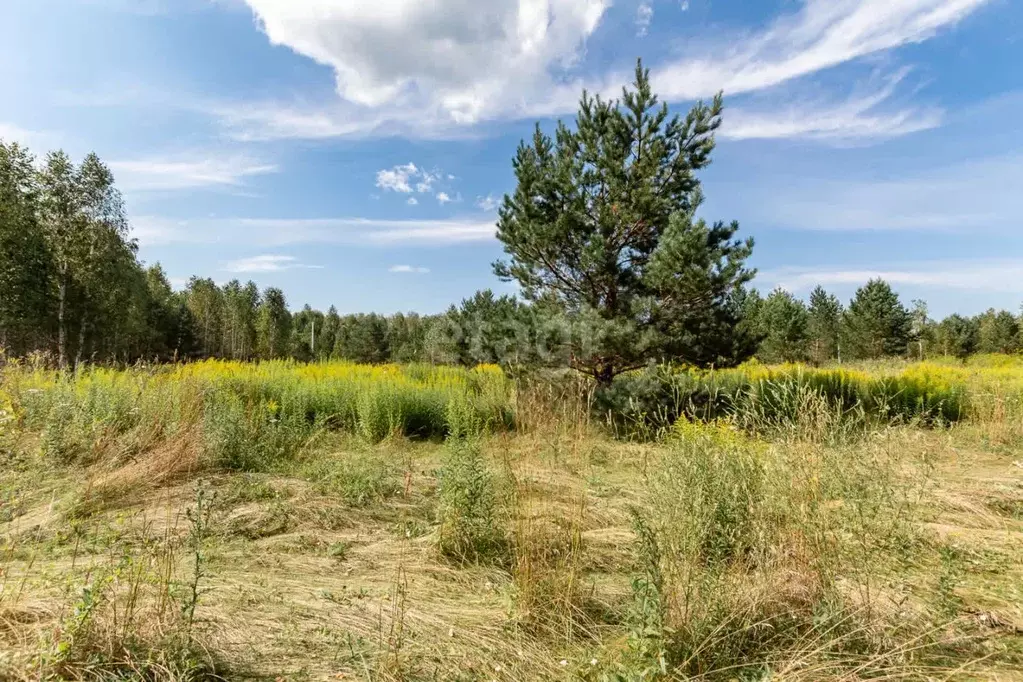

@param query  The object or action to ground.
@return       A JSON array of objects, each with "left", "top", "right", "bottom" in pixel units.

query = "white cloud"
[
  {"left": 476, "top": 194, "right": 500, "bottom": 212},
  {"left": 723, "top": 69, "right": 942, "bottom": 141},
  {"left": 241, "top": 0, "right": 608, "bottom": 126},
  {"left": 407, "top": 197, "right": 418, "bottom": 205},
  {"left": 213, "top": 101, "right": 377, "bottom": 140},
  {"left": 636, "top": 2, "right": 653, "bottom": 37},
  {"left": 109, "top": 153, "right": 278, "bottom": 191},
  {"left": 223, "top": 254, "right": 324, "bottom": 273},
  {"left": 0, "top": 122, "right": 45, "bottom": 147},
  {"left": 750, "top": 153, "right": 1023, "bottom": 231},
  {"left": 221, "top": 0, "right": 989, "bottom": 139},
  {"left": 436, "top": 192, "right": 452, "bottom": 204},
  {"left": 760, "top": 259, "right": 1023, "bottom": 294},
  {"left": 643, "top": 0, "right": 991, "bottom": 105},
  {"left": 375, "top": 162, "right": 418, "bottom": 193},
  {"left": 376, "top": 162, "right": 440, "bottom": 195},
  {"left": 389, "top": 265, "right": 430, "bottom": 274},
  {"left": 132, "top": 215, "right": 497, "bottom": 247}
]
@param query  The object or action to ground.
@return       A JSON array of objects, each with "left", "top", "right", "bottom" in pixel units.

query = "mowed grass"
[{"left": 1, "top": 357, "right": 1023, "bottom": 680}]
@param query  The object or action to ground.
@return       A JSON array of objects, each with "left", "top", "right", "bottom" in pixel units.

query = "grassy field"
[{"left": 2, "top": 357, "right": 1023, "bottom": 680}]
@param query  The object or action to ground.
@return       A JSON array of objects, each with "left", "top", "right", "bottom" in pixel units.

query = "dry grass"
[{"left": 3, "top": 361, "right": 1023, "bottom": 680}]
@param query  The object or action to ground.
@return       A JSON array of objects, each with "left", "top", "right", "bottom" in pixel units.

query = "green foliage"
[
  {"left": 0, "top": 141, "right": 51, "bottom": 356},
  {"left": 201, "top": 389, "right": 310, "bottom": 472},
  {"left": 756, "top": 288, "right": 810, "bottom": 363},
  {"left": 38, "top": 149, "right": 131, "bottom": 369},
  {"left": 843, "top": 278, "right": 912, "bottom": 359},
  {"left": 304, "top": 452, "right": 400, "bottom": 507},
  {"left": 435, "top": 289, "right": 532, "bottom": 367},
  {"left": 256, "top": 286, "right": 292, "bottom": 359},
  {"left": 597, "top": 362, "right": 967, "bottom": 438},
  {"left": 975, "top": 308, "right": 1019, "bottom": 354},
  {"left": 935, "top": 313, "right": 979, "bottom": 359},
  {"left": 183, "top": 480, "right": 216, "bottom": 638},
  {"left": 337, "top": 312, "right": 391, "bottom": 363},
  {"left": 808, "top": 285, "right": 843, "bottom": 364},
  {"left": 606, "top": 420, "right": 932, "bottom": 680},
  {"left": 494, "top": 60, "right": 755, "bottom": 384},
  {"left": 436, "top": 435, "right": 507, "bottom": 564},
  {"left": 654, "top": 423, "right": 767, "bottom": 565}
]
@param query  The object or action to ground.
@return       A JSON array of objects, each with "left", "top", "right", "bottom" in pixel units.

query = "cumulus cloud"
[
  {"left": 222, "top": 0, "right": 989, "bottom": 140},
  {"left": 436, "top": 192, "right": 453, "bottom": 204},
  {"left": 375, "top": 162, "right": 418, "bottom": 193},
  {"left": 241, "top": 0, "right": 608, "bottom": 125},
  {"left": 223, "top": 254, "right": 323, "bottom": 273},
  {"left": 407, "top": 197, "right": 418, "bottom": 205},
  {"left": 109, "top": 153, "right": 278, "bottom": 191},
  {"left": 389, "top": 265, "right": 430, "bottom": 274},
  {"left": 376, "top": 162, "right": 441, "bottom": 196}
]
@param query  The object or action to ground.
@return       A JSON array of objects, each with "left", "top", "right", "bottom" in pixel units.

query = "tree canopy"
[{"left": 494, "top": 61, "right": 756, "bottom": 383}]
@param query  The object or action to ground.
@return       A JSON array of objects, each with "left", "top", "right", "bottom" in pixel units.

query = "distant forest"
[{"left": 1, "top": 139, "right": 1019, "bottom": 371}]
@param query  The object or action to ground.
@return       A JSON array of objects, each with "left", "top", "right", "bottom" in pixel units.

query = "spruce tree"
[
  {"left": 936, "top": 314, "right": 978, "bottom": 359},
  {"left": 494, "top": 60, "right": 755, "bottom": 384},
  {"left": 807, "top": 286, "right": 843, "bottom": 365},
  {"left": 758, "top": 288, "right": 810, "bottom": 363},
  {"left": 843, "top": 279, "right": 912, "bottom": 359}
]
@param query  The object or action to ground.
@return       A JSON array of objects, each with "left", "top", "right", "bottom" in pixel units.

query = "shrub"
[
  {"left": 201, "top": 390, "right": 310, "bottom": 472},
  {"left": 436, "top": 436, "right": 507, "bottom": 564},
  {"left": 596, "top": 362, "right": 970, "bottom": 439}
]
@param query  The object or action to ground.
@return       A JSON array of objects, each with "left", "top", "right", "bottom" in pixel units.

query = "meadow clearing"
[{"left": 1, "top": 357, "right": 1022, "bottom": 681}]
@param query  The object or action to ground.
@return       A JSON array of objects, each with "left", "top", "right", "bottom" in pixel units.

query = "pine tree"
[
  {"left": 807, "top": 286, "right": 843, "bottom": 365},
  {"left": 757, "top": 288, "right": 810, "bottom": 363},
  {"left": 289, "top": 304, "right": 324, "bottom": 361},
  {"left": 843, "top": 279, "right": 912, "bottom": 359},
  {"left": 493, "top": 60, "right": 755, "bottom": 384},
  {"left": 344, "top": 314, "right": 390, "bottom": 363},
  {"left": 936, "top": 314, "right": 978, "bottom": 359}
]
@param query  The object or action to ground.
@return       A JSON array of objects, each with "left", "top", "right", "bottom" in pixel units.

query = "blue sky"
[{"left": 1, "top": 0, "right": 1021, "bottom": 317}]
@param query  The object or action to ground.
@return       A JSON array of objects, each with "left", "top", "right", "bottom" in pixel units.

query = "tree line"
[
  {"left": 3, "top": 63, "right": 1020, "bottom": 375},
  {"left": 745, "top": 281, "right": 1021, "bottom": 365}
]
